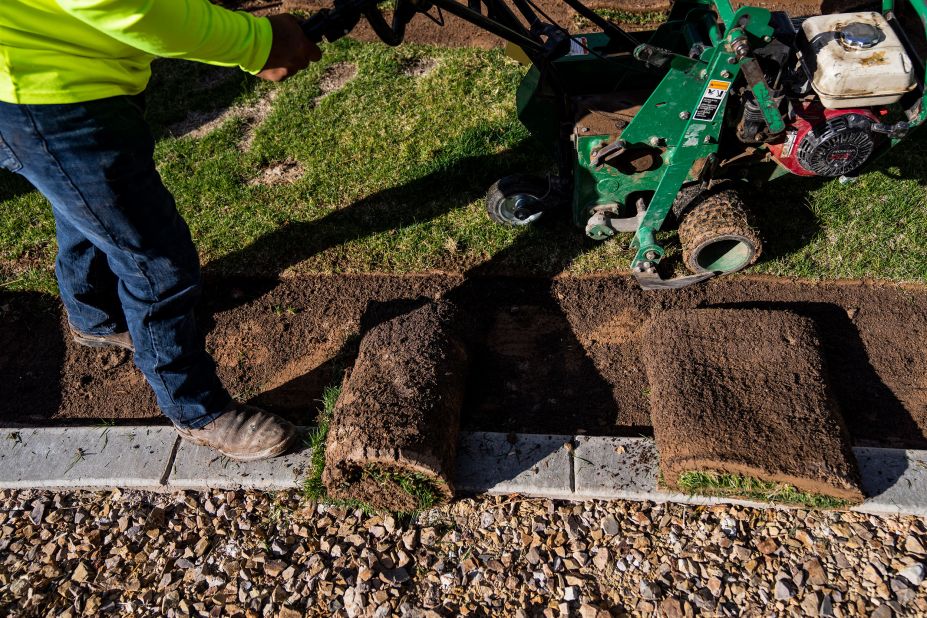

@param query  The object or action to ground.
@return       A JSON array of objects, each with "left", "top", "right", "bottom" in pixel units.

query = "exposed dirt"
[
  {"left": 642, "top": 308, "right": 863, "bottom": 500},
  {"left": 219, "top": 0, "right": 572, "bottom": 49},
  {"left": 401, "top": 57, "right": 439, "bottom": 78},
  {"left": 248, "top": 160, "right": 305, "bottom": 186},
  {"left": 317, "top": 62, "right": 358, "bottom": 97},
  {"left": 323, "top": 301, "right": 467, "bottom": 512},
  {"left": 216, "top": 0, "right": 877, "bottom": 49},
  {"left": 167, "top": 87, "right": 279, "bottom": 148},
  {"left": 2, "top": 274, "right": 925, "bottom": 451}
]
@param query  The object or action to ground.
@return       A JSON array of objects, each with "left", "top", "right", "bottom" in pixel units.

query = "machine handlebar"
[{"left": 300, "top": 0, "right": 416, "bottom": 46}]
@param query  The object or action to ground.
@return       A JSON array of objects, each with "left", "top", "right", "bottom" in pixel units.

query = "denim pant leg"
[
  {"left": 55, "top": 214, "right": 125, "bottom": 335},
  {"left": 0, "top": 96, "right": 230, "bottom": 428}
]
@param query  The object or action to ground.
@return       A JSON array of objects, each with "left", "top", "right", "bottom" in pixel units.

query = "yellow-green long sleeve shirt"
[{"left": 0, "top": 0, "right": 274, "bottom": 104}]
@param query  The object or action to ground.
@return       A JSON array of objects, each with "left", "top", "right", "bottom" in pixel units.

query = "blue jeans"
[{"left": 0, "top": 95, "right": 230, "bottom": 428}]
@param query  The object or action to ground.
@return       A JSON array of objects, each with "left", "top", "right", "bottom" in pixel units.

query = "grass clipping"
[{"left": 677, "top": 470, "right": 852, "bottom": 510}]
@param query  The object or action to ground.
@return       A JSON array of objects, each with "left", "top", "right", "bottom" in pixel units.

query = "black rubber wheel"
[
  {"left": 678, "top": 188, "right": 762, "bottom": 275},
  {"left": 485, "top": 175, "right": 549, "bottom": 227}
]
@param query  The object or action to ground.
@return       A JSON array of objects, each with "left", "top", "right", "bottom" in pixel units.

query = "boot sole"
[
  {"left": 176, "top": 429, "right": 297, "bottom": 462},
  {"left": 71, "top": 334, "right": 135, "bottom": 353}
]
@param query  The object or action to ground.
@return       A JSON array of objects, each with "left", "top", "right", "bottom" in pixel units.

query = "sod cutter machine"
[{"left": 301, "top": 0, "right": 927, "bottom": 289}]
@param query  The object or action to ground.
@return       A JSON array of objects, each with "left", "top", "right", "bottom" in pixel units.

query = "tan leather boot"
[
  {"left": 175, "top": 403, "right": 297, "bottom": 461},
  {"left": 70, "top": 327, "right": 134, "bottom": 352}
]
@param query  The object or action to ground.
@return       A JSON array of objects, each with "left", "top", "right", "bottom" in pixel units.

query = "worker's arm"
[{"left": 55, "top": 0, "right": 320, "bottom": 80}]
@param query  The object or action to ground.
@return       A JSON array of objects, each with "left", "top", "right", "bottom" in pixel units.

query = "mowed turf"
[{"left": 1, "top": 38, "right": 926, "bottom": 293}]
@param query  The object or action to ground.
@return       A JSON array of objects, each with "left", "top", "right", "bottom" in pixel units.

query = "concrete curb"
[{"left": 1, "top": 427, "right": 925, "bottom": 516}]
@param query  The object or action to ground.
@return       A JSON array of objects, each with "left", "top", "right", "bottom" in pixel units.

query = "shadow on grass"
[
  {"left": 0, "top": 170, "right": 35, "bottom": 202},
  {"left": 200, "top": 136, "right": 559, "bottom": 309},
  {"left": 867, "top": 126, "right": 927, "bottom": 186},
  {"left": 198, "top": 132, "right": 623, "bottom": 434},
  {"left": 745, "top": 125, "right": 927, "bottom": 268},
  {"left": 144, "top": 60, "right": 259, "bottom": 139}
]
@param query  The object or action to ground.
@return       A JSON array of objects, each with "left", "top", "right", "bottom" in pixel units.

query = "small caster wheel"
[
  {"left": 678, "top": 188, "right": 762, "bottom": 275},
  {"left": 485, "top": 174, "right": 550, "bottom": 226}
]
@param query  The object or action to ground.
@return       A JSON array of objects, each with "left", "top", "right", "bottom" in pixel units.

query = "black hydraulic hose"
[
  {"left": 362, "top": 5, "right": 407, "bottom": 46},
  {"left": 506, "top": 0, "right": 542, "bottom": 31},
  {"left": 480, "top": 0, "right": 536, "bottom": 35},
  {"left": 429, "top": 0, "right": 547, "bottom": 53},
  {"left": 303, "top": 0, "right": 545, "bottom": 53}
]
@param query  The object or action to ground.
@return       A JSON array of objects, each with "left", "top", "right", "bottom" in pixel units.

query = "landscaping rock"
[
  {"left": 775, "top": 578, "right": 798, "bottom": 600},
  {"left": 1, "top": 489, "right": 926, "bottom": 615},
  {"left": 899, "top": 563, "right": 925, "bottom": 586},
  {"left": 642, "top": 308, "right": 863, "bottom": 501}
]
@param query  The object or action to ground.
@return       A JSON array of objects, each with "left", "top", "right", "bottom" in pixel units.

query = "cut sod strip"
[
  {"left": 304, "top": 385, "right": 446, "bottom": 515},
  {"left": 642, "top": 308, "right": 864, "bottom": 503},
  {"left": 321, "top": 301, "right": 468, "bottom": 514}
]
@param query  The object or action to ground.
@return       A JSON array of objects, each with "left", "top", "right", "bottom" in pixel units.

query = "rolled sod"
[
  {"left": 323, "top": 301, "right": 468, "bottom": 512},
  {"left": 642, "top": 308, "right": 863, "bottom": 502}
]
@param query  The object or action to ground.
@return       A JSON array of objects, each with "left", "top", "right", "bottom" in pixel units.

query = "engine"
[
  {"left": 766, "top": 104, "right": 881, "bottom": 177},
  {"left": 745, "top": 11, "right": 917, "bottom": 177}
]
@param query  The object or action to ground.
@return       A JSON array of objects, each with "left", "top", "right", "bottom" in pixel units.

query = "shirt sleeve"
[{"left": 54, "top": 0, "right": 274, "bottom": 74}]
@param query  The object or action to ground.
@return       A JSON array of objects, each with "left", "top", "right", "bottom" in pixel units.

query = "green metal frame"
[{"left": 883, "top": 0, "right": 927, "bottom": 133}]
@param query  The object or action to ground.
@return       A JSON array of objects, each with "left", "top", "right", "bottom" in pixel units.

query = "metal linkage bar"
[{"left": 429, "top": 0, "right": 548, "bottom": 53}]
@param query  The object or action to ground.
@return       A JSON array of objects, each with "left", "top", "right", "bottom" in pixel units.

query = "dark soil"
[
  {"left": 642, "top": 308, "right": 863, "bottom": 500},
  {"left": 323, "top": 301, "right": 467, "bottom": 512},
  {"left": 2, "top": 274, "right": 926, "bottom": 451},
  {"left": 216, "top": 0, "right": 876, "bottom": 49}
]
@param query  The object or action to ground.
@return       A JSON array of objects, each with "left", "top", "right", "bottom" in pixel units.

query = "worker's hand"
[{"left": 258, "top": 14, "right": 322, "bottom": 82}]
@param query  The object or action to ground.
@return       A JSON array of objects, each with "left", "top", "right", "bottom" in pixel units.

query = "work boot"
[
  {"left": 175, "top": 403, "right": 297, "bottom": 461},
  {"left": 70, "top": 327, "right": 135, "bottom": 352}
]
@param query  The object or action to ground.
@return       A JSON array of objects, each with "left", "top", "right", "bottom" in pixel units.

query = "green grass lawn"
[{"left": 2, "top": 37, "right": 926, "bottom": 294}]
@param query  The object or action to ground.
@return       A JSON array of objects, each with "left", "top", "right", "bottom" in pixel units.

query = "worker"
[{"left": 0, "top": 1, "right": 321, "bottom": 460}]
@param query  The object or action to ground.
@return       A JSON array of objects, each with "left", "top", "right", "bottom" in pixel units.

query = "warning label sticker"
[
  {"left": 781, "top": 130, "right": 799, "bottom": 157},
  {"left": 568, "top": 37, "right": 590, "bottom": 56},
  {"left": 693, "top": 80, "right": 730, "bottom": 122}
]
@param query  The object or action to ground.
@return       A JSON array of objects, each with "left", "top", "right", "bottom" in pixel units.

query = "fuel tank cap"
[{"left": 838, "top": 22, "right": 882, "bottom": 49}]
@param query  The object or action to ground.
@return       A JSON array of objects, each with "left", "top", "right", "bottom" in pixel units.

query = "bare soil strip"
[
  {"left": 2, "top": 274, "right": 925, "bottom": 450},
  {"left": 643, "top": 308, "right": 863, "bottom": 501},
  {"left": 217, "top": 0, "right": 873, "bottom": 48}
]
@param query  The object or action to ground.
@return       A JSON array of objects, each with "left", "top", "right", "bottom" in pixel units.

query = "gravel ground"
[{"left": 1, "top": 489, "right": 926, "bottom": 617}]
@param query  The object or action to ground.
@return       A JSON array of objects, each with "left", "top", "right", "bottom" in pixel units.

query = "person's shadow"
[
  {"left": 0, "top": 169, "right": 35, "bottom": 201},
  {"left": 194, "top": 130, "right": 622, "bottom": 434}
]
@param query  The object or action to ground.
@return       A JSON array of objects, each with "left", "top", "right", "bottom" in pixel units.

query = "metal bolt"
[
  {"left": 645, "top": 251, "right": 658, "bottom": 260},
  {"left": 720, "top": 70, "right": 732, "bottom": 79},
  {"left": 763, "top": 35, "right": 772, "bottom": 42},
  {"left": 649, "top": 136, "right": 662, "bottom": 147},
  {"left": 727, "top": 56, "right": 737, "bottom": 64},
  {"left": 580, "top": 127, "right": 589, "bottom": 133},
  {"left": 699, "top": 69, "right": 707, "bottom": 79},
  {"left": 679, "top": 111, "right": 691, "bottom": 120},
  {"left": 703, "top": 135, "right": 713, "bottom": 144}
]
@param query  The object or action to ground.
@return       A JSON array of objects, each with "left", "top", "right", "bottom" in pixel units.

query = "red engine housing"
[{"left": 767, "top": 103, "right": 881, "bottom": 177}]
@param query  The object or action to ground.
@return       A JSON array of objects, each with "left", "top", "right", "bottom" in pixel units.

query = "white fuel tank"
[{"left": 801, "top": 12, "right": 915, "bottom": 109}]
